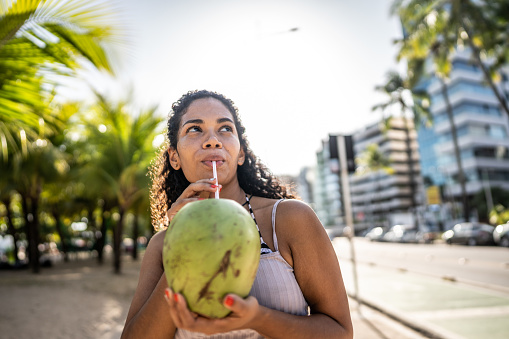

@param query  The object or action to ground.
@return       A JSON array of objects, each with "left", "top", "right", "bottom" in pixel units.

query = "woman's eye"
[
  {"left": 220, "top": 125, "right": 233, "bottom": 132},
  {"left": 186, "top": 126, "right": 201, "bottom": 133}
]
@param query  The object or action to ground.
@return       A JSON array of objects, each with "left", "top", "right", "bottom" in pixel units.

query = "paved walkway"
[
  {"left": 0, "top": 251, "right": 438, "bottom": 339},
  {"left": 333, "top": 238, "right": 509, "bottom": 339}
]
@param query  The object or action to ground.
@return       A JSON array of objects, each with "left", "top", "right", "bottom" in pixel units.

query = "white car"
[{"left": 493, "top": 222, "right": 509, "bottom": 247}]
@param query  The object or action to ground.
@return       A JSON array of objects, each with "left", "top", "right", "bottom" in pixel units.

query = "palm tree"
[
  {"left": 81, "top": 94, "right": 163, "bottom": 273},
  {"left": 356, "top": 144, "right": 394, "bottom": 228},
  {"left": 0, "top": 0, "right": 121, "bottom": 158},
  {"left": 373, "top": 70, "right": 431, "bottom": 230},
  {"left": 0, "top": 0, "right": 121, "bottom": 272},
  {"left": 392, "top": 0, "right": 509, "bottom": 116},
  {"left": 128, "top": 169, "right": 152, "bottom": 261},
  {"left": 391, "top": 1, "right": 477, "bottom": 222},
  {"left": 12, "top": 135, "right": 72, "bottom": 272}
]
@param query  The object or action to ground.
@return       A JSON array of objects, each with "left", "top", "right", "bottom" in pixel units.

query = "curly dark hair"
[{"left": 150, "top": 90, "right": 295, "bottom": 230}]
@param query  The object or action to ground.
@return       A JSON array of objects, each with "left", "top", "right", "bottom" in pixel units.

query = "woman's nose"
[{"left": 203, "top": 135, "right": 222, "bottom": 149}]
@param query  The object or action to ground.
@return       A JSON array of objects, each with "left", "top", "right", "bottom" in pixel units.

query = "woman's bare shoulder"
[
  {"left": 276, "top": 199, "right": 326, "bottom": 239},
  {"left": 278, "top": 199, "right": 317, "bottom": 221}
]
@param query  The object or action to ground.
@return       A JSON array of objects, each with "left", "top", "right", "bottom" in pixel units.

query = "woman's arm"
[
  {"left": 121, "top": 230, "right": 177, "bottom": 339},
  {"left": 252, "top": 199, "right": 353, "bottom": 338}
]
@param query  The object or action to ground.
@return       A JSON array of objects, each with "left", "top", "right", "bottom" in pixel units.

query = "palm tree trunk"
[
  {"left": 96, "top": 214, "right": 107, "bottom": 264},
  {"left": 373, "top": 172, "right": 381, "bottom": 227},
  {"left": 31, "top": 181, "right": 43, "bottom": 273},
  {"left": 132, "top": 214, "right": 139, "bottom": 261},
  {"left": 95, "top": 203, "right": 111, "bottom": 265},
  {"left": 113, "top": 207, "right": 124, "bottom": 274},
  {"left": 402, "top": 115, "right": 419, "bottom": 229},
  {"left": 27, "top": 195, "right": 41, "bottom": 274},
  {"left": 439, "top": 78, "right": 470, "bottom": 222},
  {"left": 2, "top": 197, "right": 20, "bottom": 265},
  {"left": 22, "top": 194, "right": 40, "bottom": 273},
  {"left": 52, "top": 210, "right": 69, "bottom": 262}
]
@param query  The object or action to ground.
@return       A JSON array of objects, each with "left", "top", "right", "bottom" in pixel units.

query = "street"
[
  {"left": 335, "top": 237, "right": 509, "bottom": 291},
  {"left": 333, "top": 237, "right": 509, "bottom": 339}
]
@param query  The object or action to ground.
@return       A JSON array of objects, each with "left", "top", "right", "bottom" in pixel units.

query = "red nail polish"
[
  {"left": 224, "top": 295, "right": 234, "bottom": 307},
  {"left": 165, "top": 290, "right": 170, "bottom": 299},
  {"left": 211, "top": 184, "right": 218, "bottom": 188},
  {"left": 174, "top": 293, "right": 179, "bottom": 303}
]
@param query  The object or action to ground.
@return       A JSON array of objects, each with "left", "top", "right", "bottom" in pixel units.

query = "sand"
[{"left": 0, "top": 253, "right": 141, "bottom": 339}]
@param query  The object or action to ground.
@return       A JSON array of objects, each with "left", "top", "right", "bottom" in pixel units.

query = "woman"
[{"left": 121, "top": 90, "right": 353, "bottom": 338}]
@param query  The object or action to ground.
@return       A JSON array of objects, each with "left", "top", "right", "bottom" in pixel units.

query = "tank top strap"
[{"left": 271, "top": 199, "right": 284, "bottom": 252}]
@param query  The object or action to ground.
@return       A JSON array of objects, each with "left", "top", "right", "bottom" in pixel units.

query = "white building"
[{"left": 350, "top": 117, "right": 423, "bottom": 232}]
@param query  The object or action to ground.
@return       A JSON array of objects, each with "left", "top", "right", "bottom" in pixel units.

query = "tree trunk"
[
  {"left": 439, "top": 78, "right": 470, "bottom": 222},
  {"left": 2, "top": 197, "right": 20, "bottom": 265},
  {"left": 22, "top": 194, "right": 40, "bottom": 273},
  {"left": 132, "top": 214, "right": 139, "bottom": 261},
  {"left": 27, "top": 196, "right": 40, "bottom": 274},
  {"left": 32, "top": 185, "right": 42, "bottom": 273},
  {"left": 52, "top": 210, "right": 69, "bottom": 262},
  {"left": 113, "top": 207, "right": 124, "bottom": 274},
  {"left": 96, "top": 214, "right": 108, "bottom": 265},
  {"left": 402, "top": 115, "right": 419, "bottom": 230}
]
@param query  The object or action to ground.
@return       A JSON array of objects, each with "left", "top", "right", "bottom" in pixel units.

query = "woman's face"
[{"left": 169, "top": 97, "right": 245, "bottom": 184}]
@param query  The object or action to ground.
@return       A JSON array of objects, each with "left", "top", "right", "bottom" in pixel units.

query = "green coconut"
[{"left": 163, "top": 198, "right": 261, "bottom": 318}]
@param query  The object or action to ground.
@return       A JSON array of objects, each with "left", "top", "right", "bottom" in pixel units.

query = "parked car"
[
  {"left": 493, "top": 222, "right": 509, "bottom": 247},
  {"left": 364, "top": 227, "right": 387, "bottom": 242},
  {"left": 382, "top": 225, "right": 419, "bottom": 243},
  {"left": 442, "top": 222, "right": 495, "bottom": 246}
]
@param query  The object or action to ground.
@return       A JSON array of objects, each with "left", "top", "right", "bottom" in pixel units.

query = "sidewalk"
[
  {"left": 334, "top": 239, "right": 509, "bottom": 339},
  {"left": 348, "top": 296, "right": 430, "bottom": 339}
]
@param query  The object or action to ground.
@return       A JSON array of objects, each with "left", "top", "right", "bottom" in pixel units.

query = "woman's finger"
[
  {"left": 181, "top": 181, "right": 221, "bottom": 199},
  {"left": 165, "top": 289, "right": 183, "bottom": 328},
  {"left": 173, "top": 293, "right": 199, "bottom": 328}
]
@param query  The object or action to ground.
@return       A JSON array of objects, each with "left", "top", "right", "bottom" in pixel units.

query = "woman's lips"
[{"left": 203, "top": 160, "right": 224, "bottom": 167}]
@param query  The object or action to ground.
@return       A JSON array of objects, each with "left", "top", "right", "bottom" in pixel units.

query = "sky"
[{"left": 71, "top": 0, "right": 403, "bottom": 176}]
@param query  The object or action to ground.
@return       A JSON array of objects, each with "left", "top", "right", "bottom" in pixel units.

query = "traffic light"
[{"left": 329, "top": 134, "right": 355, "bottom": 173}]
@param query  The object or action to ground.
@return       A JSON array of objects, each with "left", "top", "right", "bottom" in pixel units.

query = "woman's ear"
[
  {"left": 237, "top": 147, "right": 246, "bottom": 166},
  {"left": 168, "top": 148, "right": 181, "bottom": 170}
]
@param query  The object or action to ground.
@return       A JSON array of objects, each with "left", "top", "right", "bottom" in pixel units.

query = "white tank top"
[{"left": 175, "top": 199, "right": 309, "bottom": 339}]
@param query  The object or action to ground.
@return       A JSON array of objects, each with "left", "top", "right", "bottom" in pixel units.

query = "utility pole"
[{"left": 330, "top": 134, "right": 359, "bottom": 308}]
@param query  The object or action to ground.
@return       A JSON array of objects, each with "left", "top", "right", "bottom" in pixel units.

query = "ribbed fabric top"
[{"left": 175, "top": 199, "right": 309, "bottom": 339}]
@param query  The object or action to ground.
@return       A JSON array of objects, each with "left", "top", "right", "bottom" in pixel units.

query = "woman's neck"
[{"left": 219, "top": 182, "right": 246, "bottom": 206}]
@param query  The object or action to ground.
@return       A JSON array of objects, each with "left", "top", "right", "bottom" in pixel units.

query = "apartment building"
[
  {"left": 312, "top": 138, "right": 344, "bottom": 229},
  {"left": 350, "top": 117, "right": 423, "bottom": 232},
  {"left": 418, "top": 49, "right": 509, "bottom": 223}
]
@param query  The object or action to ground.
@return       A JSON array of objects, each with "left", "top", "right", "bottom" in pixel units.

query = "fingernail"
[
  {"left": 224, "top": 295, "right": 234, "bottom": 307},
  {"left": 211, "top": 184, "right": 218, "bottom": 188},
  {"left": 198, "top": 198, "right": 206, "bottom": 200},
  {"left": 165, "top": 289, "right": 170, "bottom": 299},
  {"left": 174, "top": 293, "right": 179, "bottom": 303},
  {"left": 219, "top": 187, "right": 222, "bottom": 192}
]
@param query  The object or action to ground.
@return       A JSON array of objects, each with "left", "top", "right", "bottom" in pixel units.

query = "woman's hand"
[
  {"left": 166, "top": 178, "right": 221, "bottom": 223},
  {"left": 165, "top": 289, "right": 259, "bottom": 335}
]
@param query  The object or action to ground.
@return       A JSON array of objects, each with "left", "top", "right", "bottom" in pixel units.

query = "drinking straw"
[{"left": 212, "top": 161, "right": 220, "bottom": 199}]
